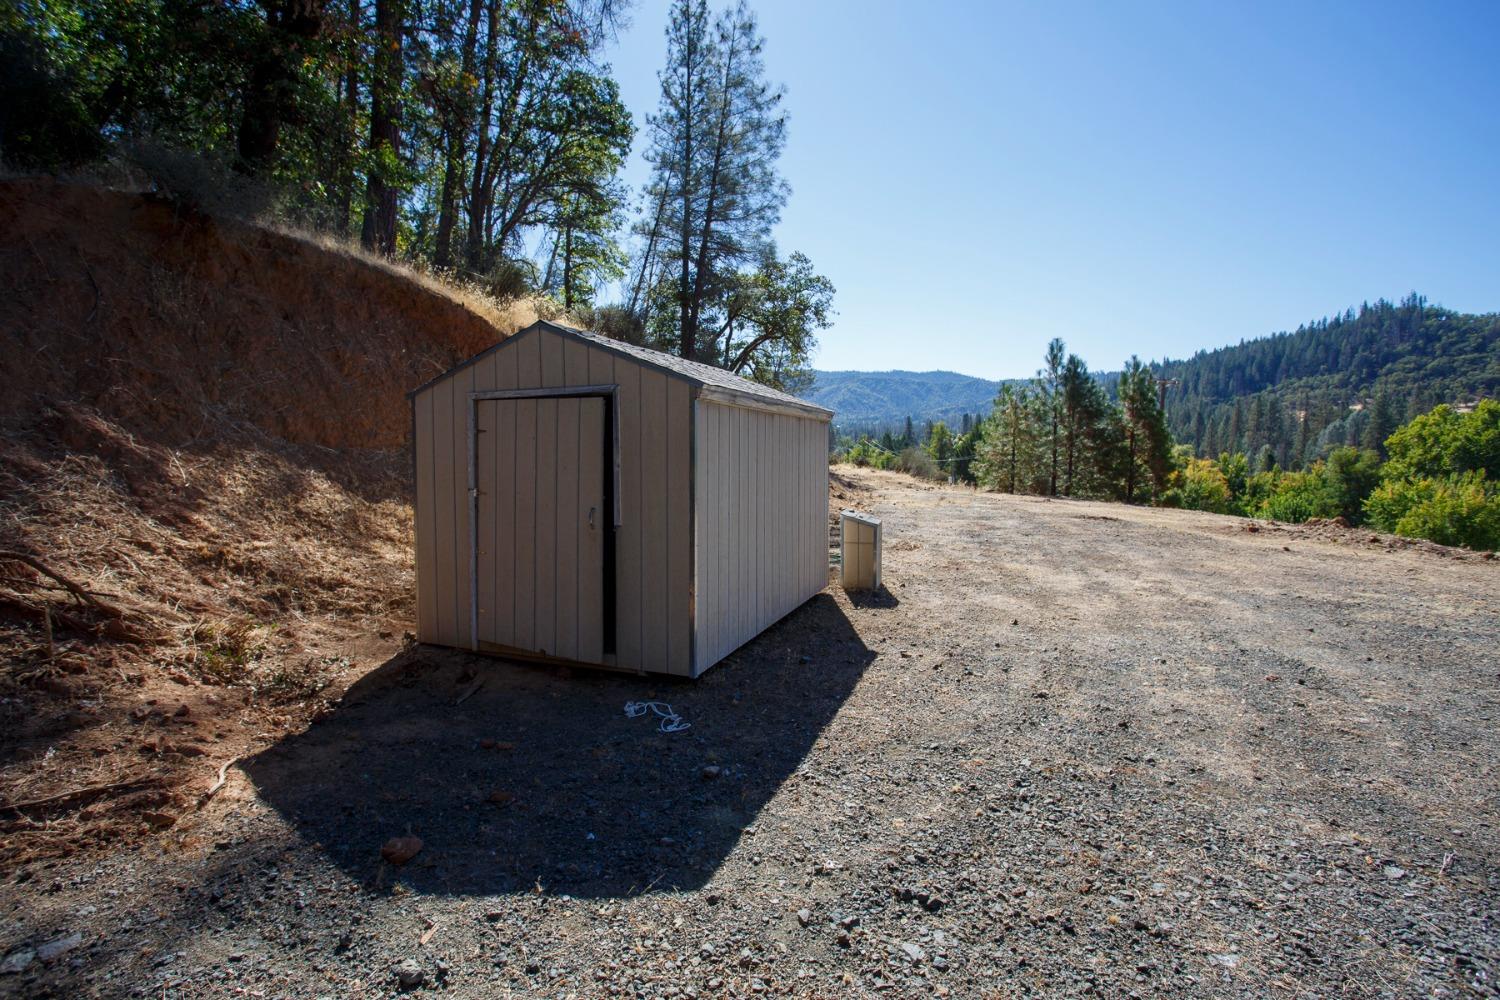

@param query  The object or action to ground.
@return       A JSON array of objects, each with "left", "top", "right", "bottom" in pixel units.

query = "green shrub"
[
  {"left": 894, "top": 446, "right": 939, "bottom": 479},
  {"left": 1164, "top": 457, "right": 1232, "bottom": 514},
  {"left": 1255, "top": 470, "right": 1340, "bottom": 524},
  {"left": 844, "top": 438, "right": 892, "bottom": 470},
  {"left": 1383, "top": 400, "right": 1500, "bottom": 481},
  {"left": 1321, "top": 446, "right": 1383, "bottom": 524},
  {"left": 1366, "top": 472, "right": 1500, "bottom": 550}
]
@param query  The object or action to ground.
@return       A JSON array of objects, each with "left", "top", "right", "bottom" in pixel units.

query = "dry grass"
[
  {"left": 0, "top": 177, "right": 582, "bottom": 867},
  {"left": 0, "top": 408, "right": 416, "bottom": 866}
]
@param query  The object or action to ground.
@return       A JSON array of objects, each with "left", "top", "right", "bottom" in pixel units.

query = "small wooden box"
[{"left": 840, "top": 510, "right": 882, "bottom": 591}]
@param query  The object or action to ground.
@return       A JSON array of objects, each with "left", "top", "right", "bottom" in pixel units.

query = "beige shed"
[{"left": 409, "top": 320, "right": 833, "bottom": 678}]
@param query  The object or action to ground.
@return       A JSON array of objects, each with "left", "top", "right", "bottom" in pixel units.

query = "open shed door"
[{"left": 475, "top": 396, "right": 607, "bottom": 662}]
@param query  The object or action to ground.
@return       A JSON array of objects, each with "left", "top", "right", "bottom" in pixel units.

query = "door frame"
[{"left": 466, "top": 384, "right": 620, "bottom": 654}]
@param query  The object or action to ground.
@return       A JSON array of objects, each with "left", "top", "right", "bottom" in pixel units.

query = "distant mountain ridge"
[
  {"left": 807, "top": 369, "right": 1009, "bottom": 427},
  {"left": 809, "top": 296, "right": 1497, "bottom": 455}
]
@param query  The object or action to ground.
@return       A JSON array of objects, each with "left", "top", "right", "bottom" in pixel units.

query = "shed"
[{"left": 409, "top": 320, "right": 833, "bottom": 678}]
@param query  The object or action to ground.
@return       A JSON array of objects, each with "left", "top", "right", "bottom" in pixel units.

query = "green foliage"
[
  {"left": 641, "top": 0, "right": 789, "bottom": 361},
  {"left": 843, "top": 437, "right": 893, "bottom": 470},
  {"left": 3, "top": 0, "right": 635, "bottom": 287},
  {"left": 1164, "top": 457, "right": 1233, "bottom": 514},
  {"left": 724, "top": 250, "right": 836, "bottom": 391},
  {"left": 1119, "top": 356, "right": 1172, "bottom": 503},
  {"left": 1383, "top": 400, "right": 1500, "bottom": 481},
  {"left": 1321, "top": 447, "right": 1383, "bottom": 523},
  {"left": 1365, "top": 473, "right": 1500, "bottom": 551},
  {"left": 925, "top": 422, "right": 955, "bottom": 467},
  {"left": 893, "top": 446, "right": 938, "bottom": 479},
  {"left": 1362, "top": 400, "right": 1500, "bottom": 550},
  {"left": 1256, "top": 471, "right": 1341, "bottom": 524},
  {"left": 973, "top": 383, "right": 1043, "bottom": 493}
]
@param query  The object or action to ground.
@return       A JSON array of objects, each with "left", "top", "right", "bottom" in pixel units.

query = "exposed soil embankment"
[
  {"left": 1, "top": 178, "right": 513, "bottom": 449},
  {"left": 0, "top": 179, "right": 536, "bottom": 867}
]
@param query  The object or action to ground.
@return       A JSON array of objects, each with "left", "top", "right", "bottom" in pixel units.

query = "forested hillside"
[
  {"left": 807, "top": 370, "right": 1007, "bottom": 427},
  {"left": 1160, "top": 295, "right": 1499, "bottom": 467}
]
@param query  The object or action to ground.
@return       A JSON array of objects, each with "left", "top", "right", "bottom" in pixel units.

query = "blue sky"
[{"left": 599, "top": 1, "right": 1500, "bottom": 380}]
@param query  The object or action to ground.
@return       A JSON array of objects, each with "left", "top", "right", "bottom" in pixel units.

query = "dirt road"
[{"left": 3, "top": 468, "right": 1496, "bottom": 998}]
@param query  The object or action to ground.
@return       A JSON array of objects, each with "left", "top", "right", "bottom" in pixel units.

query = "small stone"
[
  {"left": 796, "top": 908, "right": 813, "bottom": 927},
  {"left": 0, "top": 949, "right": 36, "bottom": 975},
  {"left": 900, "top": 942, "right": 926, "bottom": 963},
  {"left": 381, "top": 836, "right": 423, "bottom": 866},
  {"left": 701, "top": 765, "right": 722, "bottom": 780},
  {"left": 838, "top": 914, "right": 861, "bottom": 930},
  {"left": 699, "top": 943, "right": 716, "bottom": 958},
  {"left": 1383, "top": 865, "right": 1407, "bottom": 880},
  {"left": 393, "top": 958, "right": 425, "bottom": 988},
  {"left": 36, "top": 933, "right": 83, "bottom": 962},
  {"left": 1210, "top": 953, "right": 1240, "bottom": 970}
]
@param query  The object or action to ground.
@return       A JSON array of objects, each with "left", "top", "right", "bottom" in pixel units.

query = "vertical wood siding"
[
  {"left": 412, "top": 326, "right": 693, "bottom": 675},
  {"left": 692, "top": 400, "right": 830, "bottom": 675},
  {"left": 475, "top": 396, "right": 604, "bottom": 661}
]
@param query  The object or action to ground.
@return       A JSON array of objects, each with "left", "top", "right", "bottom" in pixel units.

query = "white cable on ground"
[{"left": 624, "top": 701, "right": 691, "bottom": 733}]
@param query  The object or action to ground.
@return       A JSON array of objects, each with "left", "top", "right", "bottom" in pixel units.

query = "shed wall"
[
  {"left": 693, "top": 400, "right": 829, "bottom": 674},
  {"left": 413, "top": 326, "right": 694, "bottom": 675}
]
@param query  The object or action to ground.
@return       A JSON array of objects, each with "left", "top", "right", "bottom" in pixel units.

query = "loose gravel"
[{"left": 2, "top": 468, "right": 1496, "bottom": 999}]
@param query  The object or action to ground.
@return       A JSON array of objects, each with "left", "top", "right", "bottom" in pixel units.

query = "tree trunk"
[
  {"left": 675, "top": 7, "right": 700, "bottom": 360},
  {"left": 562, "top": 223, "right": 574, "bottom": 310},
  {"left": 434, "top": 0, "right": 483, "bottom": 268},
  {"left": 627, "top": 186, "right": 668, "bottom": 318},
  {"left": 1049, "top": 414, "right": 1059, "bottom": 495},
  {"left": 335, "top": 0, "right": 359, "bottom": 236},
  {"left": 1063, "top": 416, "right": 1076, "bottom": 496},
  {"left": 360, "top": 0, "right": 402, "bottom": 255},
  {"left": 462, "top": 10, "right": 495, "bottom": 273},
  {"left": 237, "top": 0, "right": 325, "bottom": 173}
]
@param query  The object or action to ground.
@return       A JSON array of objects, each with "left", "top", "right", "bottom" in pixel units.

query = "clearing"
[{"left": 3, "top": 467, "right": 1496, "bottom": 998}]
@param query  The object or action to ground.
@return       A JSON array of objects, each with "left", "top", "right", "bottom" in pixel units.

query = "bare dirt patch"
[{"left": 4, "top": 467, "right": 1495, "bottom": 998}]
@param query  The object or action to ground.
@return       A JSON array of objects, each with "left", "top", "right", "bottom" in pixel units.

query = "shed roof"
[{"left": 411, "top": 320, "right": 833, "bottom": 420}]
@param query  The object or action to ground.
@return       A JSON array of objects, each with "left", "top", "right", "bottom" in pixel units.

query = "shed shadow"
[
  {"left": 847, "top": 584, "right": 899, "bottom": 609},
  {"left": 243, "top": 593, "right": 871, "bottom": 898}
]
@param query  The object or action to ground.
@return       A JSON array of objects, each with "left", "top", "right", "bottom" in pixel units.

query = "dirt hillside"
[
  {"left": 0, "top": 179, "right": 538, "bottom": 867},
  {"left": 0, "top": 178, "right": 520, "bottom": 449}
]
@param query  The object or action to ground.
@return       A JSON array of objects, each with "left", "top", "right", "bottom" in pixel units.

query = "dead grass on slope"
[
  {"left": 0, "top": 178, "right": 534, "bottom": 867},
  {"left": 0, "top": 404, "right": 416, "bottom": 866}
]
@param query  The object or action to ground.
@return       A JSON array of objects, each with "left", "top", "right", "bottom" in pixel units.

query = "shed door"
[{"left": 475, "top": 396, "right": 606, "bottom": 662}]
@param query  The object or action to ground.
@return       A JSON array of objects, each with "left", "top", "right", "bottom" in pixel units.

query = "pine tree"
[
  {"left": 975, "top": 384, "right": 1039, "bottom": 494},
  {"left": 1119, "top": 357, "right": 1172, "bottom": 503},
  {"left": 1039, "top": 338, "right": 1065, "bottom": 495},
  {"left": 645, "top": 0, "right": 787, "bottom": 360}
]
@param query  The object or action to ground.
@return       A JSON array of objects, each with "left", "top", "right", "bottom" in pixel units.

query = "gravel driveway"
[{"left": 3, "top": 467, "right": 1496, "bottom": 998}]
